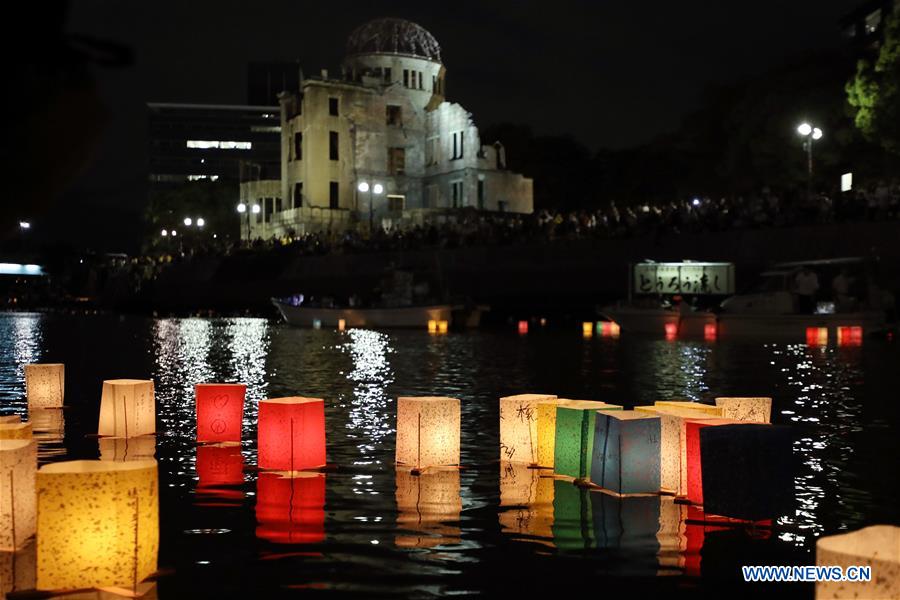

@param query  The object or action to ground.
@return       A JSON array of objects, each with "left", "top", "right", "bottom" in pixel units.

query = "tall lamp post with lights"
[
  {"left": 357, "top": 181, "right": 384, "bottom": 235},
  {"left": 236, "top": 202, "right": 260, "bottom": 242},
  {"left": 796, "top": 122, "right": 823, "bottom": 198}
]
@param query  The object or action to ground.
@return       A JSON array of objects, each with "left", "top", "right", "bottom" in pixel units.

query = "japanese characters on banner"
[{"left": 633, "top": 262, "right": 735, "bottom": 296}]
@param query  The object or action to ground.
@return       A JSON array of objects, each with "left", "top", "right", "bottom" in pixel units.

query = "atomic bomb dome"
[{"left": 346, "top": 18, "right": 442, "bottom": 63}]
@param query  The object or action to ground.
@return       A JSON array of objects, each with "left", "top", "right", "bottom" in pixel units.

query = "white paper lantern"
[
  {"left": 714, "top": 397, "right": 772, "bottom": 423},
  {"left": 395, "top": 397, "right": 460, "bottom": 470},
  {"left": 24, "top": 363, "right": 64, "bottom": 409},
  {"left": 499, "top": 394, "right": 556, "bottom": 464},
  {"left": 0, "top": 439, "right": 37, "bottom": 551},
  {"left": 816, "top": 525, "right": 899, "bottom": 599},
  {"left": 98, "top": 379, "right": 156, "bottom": 438}
]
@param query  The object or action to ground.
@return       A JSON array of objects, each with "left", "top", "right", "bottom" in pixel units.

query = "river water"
[{"left": 1, "top": 312, "right": 897, "bottom": 598}]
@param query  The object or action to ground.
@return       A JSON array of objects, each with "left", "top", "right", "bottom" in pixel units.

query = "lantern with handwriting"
[
  {"left": 684, "top": 418, "right": 740, "bottom": 505},
  {"left": 816, "top": 525, "right": 899, "bottom": 600},
  {"left": 714, "top": 397, "right": 772, "bottom": 423},
  {"left": 24, "top": 363, "right": 64, "bottom": 409},
  {"left": 396, "top": 467, "right": 461, "bottom": 548},
  {"left": 99, "top": 436, "right": 156, "bottom": 462},
  {"left": 195, "top": 383, "right": 246, "bottom": 443},
  {"left": 36, "top": 459, "right": 158, "bottom": 593},
  {"left": 98, "top": 379, "right": 156, "bottom": 438},
  {"left": 591, "top": 410, "right": 661, "bottom": 495},
  {"left": 0, "top": 416, "right": 31, "bottom": 440},
  {"left": 258, "top": 397, "right": 326, "bottom": 472},
  {"left": 699, "top": 423, "right": 792, "bottom": 520},
  {"left": 553, "top": 400, "right": 623, "bottom": 479},
  {"left": 498, "top": 462, "right": 554, "bottom": 540},
  {"left": 499, "top": 393, "right": 555, "bottom": 464},
  {"left": 535, "top": 398, "right": 578, "bottom": 469},
  {"left": 256, "top": 471, "right": 325, "bottom": 544},
  {"left": 395, "top": 397, "right": 460, "bottom": 470},
  {"left": 0, "top": 440, "right": 36, "bottom": 551}
]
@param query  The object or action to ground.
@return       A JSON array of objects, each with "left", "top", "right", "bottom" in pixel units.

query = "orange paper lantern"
[
  {"left": 195, "top": 383, "right": 246, "bottom": 443},
  {"left": 255, "top": 471, "right": 325, "bottom": 544},
  {"left": 806, "top": 327, "right": 828, "bottom": 346},
  {"left": 258, "top": 397, "right": 326, "bottom": 472}
]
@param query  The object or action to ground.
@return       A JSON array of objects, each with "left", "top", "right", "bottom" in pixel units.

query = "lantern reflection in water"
[
  {"left": 816, "top": 525, "right": 899, "bottom": 600},
  {"left": 29, "top": 408, "right": 66, "bottom": 460},
  {"left": 553, "top": 400, "right": 622, "bottom": 479},
  {"left": 196, "top": 444, "right": 244, "bottom": 503},
  {"left": 258, "top": 397, "right": 326, "bottom": 472},
  {"left": 36, "top": 460, "right": 158, "bottom": 595},
  {"left": 0, "top": 439, "right": 36, "bottom": 552},
  {"left": 0, "top": 539, "right": 36, "bottom": 599},
  {"left": 256, "top": 471, "right": 325, "bottom": 544},
  {"left": 98, "top": 379, "right": 156, "bottom": 438},
  {"left": 195, "top": 383, "right": 246, "bottom": 443},
  {"left": 99, "top": 436, "right": 156, "bottom": 462},
  {"left": 24, "top": 363, "right": 64, "bottom": 409},
  {"left": 395, "top": 467, "right": 461, "bottom": 548},
  {"left": 499, "top": 393, "right": 555, "bottom": 464},
  {"left": 395, "top": 397, "right": 460, "bottom": 470},
  {"left": 498, "top": 462, "right": 554, "bottom": 542}
]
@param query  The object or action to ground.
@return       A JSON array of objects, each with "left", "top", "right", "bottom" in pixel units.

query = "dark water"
[{"left": 1, "top": 312, "right": 898, "bottom": 599}]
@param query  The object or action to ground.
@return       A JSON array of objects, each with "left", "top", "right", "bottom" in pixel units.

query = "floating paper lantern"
[
  {"left": 806, "top": 326, "right": 828, "bottom": 346},
  {"left": 99, "top": 436, "right": 156, "bottom": 462},
  {"left": 499, "top": 393, "right": 556, "bottom": 464},
  {"left": 518, "top": 320, "right": 528, "bottom": 335},
  {"left": 0, "top": 416, "right": 31, "bottom": 440},
  {"left": 196, "top": 443, "right": 244, "bottom": 495},
  {"left": 591, "top": 410, "right": 661, "bottom": 494},
  {"left": 396, "top": 467, "right": 461, "bottom": 548},
  {"left": 36, "top": 459, "right": 159, "bottom": 592},
  {"left": 704, "top": 323, "right": 717, "bottom": 341},
  {"left": 24, "top": 363, "right": 64, "bottom": 410},
  {"left": 256, "top": 471, "right": 325, "bottom": 544},
  {"left": 427, "top": 319, "right": 438, "bottom": 333},
  {"left": 535, "top": 398, "right": 600, "bottom": 469},
  {"left": 684, "top": 418, "right": 740, "bottom": 505},
  {"left": 664, "top": 322, "right": 677, "bottom": 339},
  {"left": 437, "top": 320, "right": 449, "bottom": 334},
  {"left": 0, "top": 440, "right": 37, "bottom": 551},
  {"left": 258, "top": 397, "right": 326, "bottom": 472},
  {"left": 836, "top": 325, "right": 863, "bottom": 347},
  {"left": 195, "top": 383, "right": 246, "bottom": 443},
  {"left": 816, "top": 525, "right": 900, "bottom": 600},
  {"left": 714, "top": 397, "right": 772, "bottom": 423},
  {"left": 312, "top": 319, "right": 322, "bottom": 329},
  {"left": 337, "top": 318, "right": 346, "bottom": 331},
  {"left": 395, "top": 397, "right": 460, "bottom": 470},
  {"left": 700, "top": 424, "right": 792, "bottom": 520},
  {"left": 582, "top": 322, "right": 593, "bottom": 337},
  {"left": 498, "top": 462, "right": 554, "bottom": 541},
  {"left": 98, "top": 379, "right": 156, "bottom": 438},
  {"left": 554, "top": 400, "right": 623, "bottom": 479},
  {"left": 0, "top": 539, "right": 36, "bottom": 598}
]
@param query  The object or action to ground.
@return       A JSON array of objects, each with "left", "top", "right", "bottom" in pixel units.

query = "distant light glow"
[
  {"left": 692, "top": 198, "right": 700, "bottom": 206},
  {"left": 812, "top": 127, "right": 823, "bottom": 140},
  {"left": 357, "top": 182, "right": 370, "bottom": 193},
  {"left": 841, "top": 172, "right": 853, "bottom": 192},
  {"left": 797, "top": 123, "right": 812, "bottom": 136},
  {"left": 19, "top": 221, "right": 30, "bottom": 230},
  {"left": 0, "top": 263, "right": 45, "bottom": 276},
  {"left": 251, "top": 204, "right": 261, "bottom": 214},
  {"left": 237, "top": 203, "right": 247, "bottom": 213},
  {"left": 373, "top": 184, "right": 384, "bottom": 195},
  {"left": 196, "top": 218, "right": 206, "bottom": 227},
  {"left": 161, "top": 229, "right": 168, "bottom": 237},
  {"left": 171, "top": 230, "right": 178, "bottom": 237},
  {"left": 186, "top": 140, "right": 252, "bottom": 150},
  {"left": 183, "top": 217, "right": 193, "bottom": 226}
]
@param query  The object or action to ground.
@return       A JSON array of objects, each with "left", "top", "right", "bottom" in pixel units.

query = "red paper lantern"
[
  {"left": 664, "top": 322, "right": 678, "bottom": 339},
  {"left": 256, "top": 471, "right": 325, "bottom": 544},
  {"left": 258, "top": 397, "right": 326, "bottom": 472},
  {"left": 704, "top": 323, "right": 717, "bottom": 341},
  {"left": 196, "top": 383, "right": 246, "bottom": 443},
  {"left": 836, "top": 326, "right": 863, "bottom": 347},
  {"left": 684, "top": 418, "right": 740, "bottom": 505},
  {"left": 806, "top": 327, "right": 828, "bottom": 346},
  {"left": 518, "top": 320, "right": 529, "bottom": 335}
]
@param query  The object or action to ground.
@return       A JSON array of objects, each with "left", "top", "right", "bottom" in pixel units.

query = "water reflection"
[
  {"left": 29, "top": 408, "right": 66, "bottom": 462},
  {"left": 98, "top": 435, "right": 157, "bottom": 462},
  {"left": 0, "top": 314, "right": 42, "bottom": 416},
  {"left": 639, "top": 342, "right": 712, "bottom": 402},
  {"left": 342, "top": 330, "right": 393, "bottom": 461},
  {"left": 256, "top": 471, "right": 326, "bottom": 545},
  {"left": 195, "top": 443, "right": 244, "bottom": 504},
  {"left": 395, "top": 468, "right": 461, "bottom": 548},
  {"left": 0, "top": 539, "right": 35, "bottom": 600},
  {"left": 498, "top": 463, "right": 554, "bottom": 542}
]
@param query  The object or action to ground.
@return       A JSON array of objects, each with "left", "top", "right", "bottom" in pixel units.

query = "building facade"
[{"left": 243, "top": 18, "right": 533, "bottom": 240}]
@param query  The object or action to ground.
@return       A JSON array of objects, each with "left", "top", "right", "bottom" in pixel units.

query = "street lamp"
[
  {"left": 183, "top": 217, "right": 193, "bottom": 227},
  {"left": 358, "top": 180, "right": 384, "bottom": 234},
  {"left": 19, "top": 221, "right": 31, "bottom": 230},
  {"left": 196, "top": 217, "right": 205, "bottom": 228},
  {"left": 797, "top": 122, "right": 823, "bottom": 197},
  {"left": 161, "top": 229, "right": 168, "bottom": 237}
]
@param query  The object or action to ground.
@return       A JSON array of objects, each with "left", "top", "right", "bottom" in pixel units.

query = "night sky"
[{"left": 50, "top": 0, "right": 859, "bottom": 250}]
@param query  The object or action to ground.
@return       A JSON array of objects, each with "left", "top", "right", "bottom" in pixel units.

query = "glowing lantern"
[
  {"left": 395, "top": 397, "right": 460, "bottom": 470},
  {"left": 258, "top": 397, "right": 326, "bottom": 472},
  {"left": 816, "top": 525, "right": 900, "bottom": 600},
  {"left": 0, "top": 416, "right": 31, "bottom": 440},
  {"left": 36, "top": 460, "right": 159, "bottom": 593},
  {"left": 196, "top": 443, "right": 244, "bottom": 495},
  {"left": 498, "top": 462, "right": 554, "bottom": 541},
  {"left": 582, "top": 322, "right": 594, "bottom": 337},
  {"left": 195, "top": 383, "right": 246, "bottom": 443},
  {"left": 806, "top": 326, "right": 828, "bottom": 346},
  {"left": 518, "top": 320, "right": 528, "bottom": 335},
  {"left": 609, "top": 322, "right": 621, "bottom": 337},
  {"left": 836, "top": 325, "right": 863, "bottom": 347},
  {"left": 312, "top": 319, "right": 322, "bottom": 329},
  {"left": 427, "top": 319, "right": 438, "bottom": 333},
  {"left": 499, "top": 393, "right": 555, "bottom": 464},
  {"left": 337, "top": 318, "right": 346, "bottom": 331},
  {"left": 553, "top": 400, "right": 623, "bottom": 479},
  {"left": 98, "top": 379, "right": 155, "bottom": 438},
  {"left": 664, "top": 322, "right": 677, "bottom": 339},
  {"left": 714, "top": 397, "right": 772, "bottom": 423},
  {"left": 24, "top": 363, "right": 64, "bottom": 409},
  {"left": 654, "top": 400, "right": 723, "bottom": 417},
  {"left": 99, "top": 436, "right": 156, "bottom": 462},
  {"left": 437, "top": 320, "right": 449, "bottom": 334},
  {"left": 591, "top": 410, "right": 661, "bottom": 494},
  {"left": 256, "top": 471, "right": 325, "bottom": 544},
  {"left": 1, "top": 539, "right": 36, "bottom": 598},
  {"left": 699, "top": 424, "right": 792, "bottom": 520},
  {"left": 396, "top": 467, "right": 461, "bottom": 548},
  {"left": 535, "top": 398, "right": 582, "bottom": 469},
  {"left": 704, "top": 323, "right": 717, "bottom": 341},
  {"left": 684, "top": 418, "right": 740, "bottom": 505},
  {"left": 0, "top": 440, "right": 37, "bottom": 551}
]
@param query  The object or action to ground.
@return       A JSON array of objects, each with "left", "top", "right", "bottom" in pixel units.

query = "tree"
[
  {"left": 847, "top": 12, "right": 900, "bottom": 155},
  {"left": 144, "top": 180, "right": 238, "bottom": 251}
]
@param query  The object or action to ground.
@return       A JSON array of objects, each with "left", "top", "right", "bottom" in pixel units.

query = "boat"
[
  {"left": 272, "top": 300, "right": 464, "bottom": 329},
  {"left": 599, "top": 258, "right": 891, "bottom": 342}
]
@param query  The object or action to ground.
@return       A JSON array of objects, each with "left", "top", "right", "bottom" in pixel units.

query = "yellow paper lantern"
[
  {"left": 437, "top": 320, "right": 449, "bottom": 334},
  {"left": 816, "top": 525, "right": 900, "bottom": 599},
  {"left": 427, "top": 319, "right": 438, "bottom": 333},
  {"left": 36, "top": 459, "right": 159, "bottom": 593},
  {"left": 395, "top": 397, "right": 460, "bottom": 470},
  {"left": 24, "top": 363, "right": 64, "bottom": 409},
  {"left": 0, "top": 416, "right": 31, "bottom": 441},
  {"left": 99, "top": 436, "right": 157, "bottom": 462},
  {"left": 714, "top": 397, "right": 772, "bottom": 423},
  {"left": 1, "top": 539, "right": 36, "bottom": 598},
  {"left": 98, "top": 379, "right": 156, "bottom": 438},
  {"left": 499, "top": 393, "right": 556, "bottom": 464},
  {"left": 582, "top": 322, "right": 594, "bottom": 337},
  {"left": 0, "top": 440, "right": 37, "bottom": 552},
  {"left": 535, "top": 399, "right": 569, "bottom": 469},
  {"left": 395, "top": 467, "right": 461, "bottom": 548},
  {"left": 498, "top": 462, "right": 554, "bottom": 541},
  {"left": 337, "top": 318, "right": 346, "bottom": 331}
]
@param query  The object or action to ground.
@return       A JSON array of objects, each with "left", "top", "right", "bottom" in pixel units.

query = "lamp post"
[
  {"left": 357, "top": 181, "right": 384, "bottom": 235},
  {"left": 796, "top": 122, "right": 823, "bottom": 198}
]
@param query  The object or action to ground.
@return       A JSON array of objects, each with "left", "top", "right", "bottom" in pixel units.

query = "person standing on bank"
[{"left": 793, "top": 266, "right": 820, "bottom": 314}]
